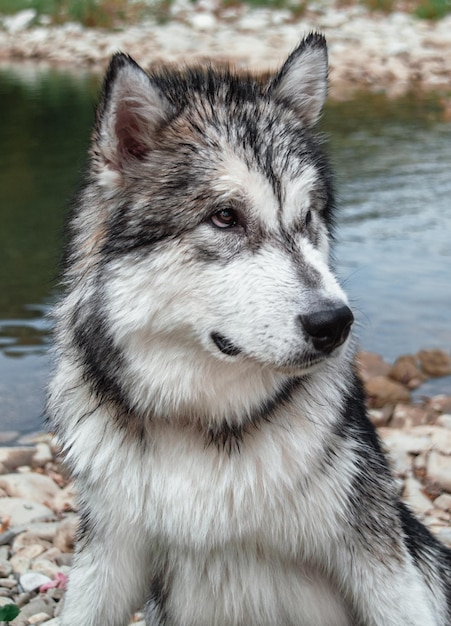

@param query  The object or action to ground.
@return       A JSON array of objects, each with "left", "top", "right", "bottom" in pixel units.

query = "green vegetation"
[
  {"left": 0, "top": 0, "right": 156, "bottom": 27},
  {"left": 0, "top": 0, "right": 450, "bottom": 27},
  {"left": 0, "top": 604, "right": 20, "bottom": 623}
]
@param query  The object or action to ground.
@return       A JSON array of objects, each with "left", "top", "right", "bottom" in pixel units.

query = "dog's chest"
[{"left": 130, "top": 418, "right": 352, "bottom": 555}]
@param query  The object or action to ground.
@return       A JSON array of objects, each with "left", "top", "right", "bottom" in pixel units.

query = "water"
[{"left": 0, "top": 68, "right": 450, "bottom": 436}]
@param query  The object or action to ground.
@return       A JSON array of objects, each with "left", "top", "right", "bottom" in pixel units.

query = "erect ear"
[
  {"left": 269, "top": 33, "right": 328, "bottom": 127},
  {"left": 94, "top": 53, "right": 174, "bottom": 172}
]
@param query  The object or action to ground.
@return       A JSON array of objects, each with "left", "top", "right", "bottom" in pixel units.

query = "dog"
[{"left": 48, "top": 33, "right": 451, "bottom": 625}]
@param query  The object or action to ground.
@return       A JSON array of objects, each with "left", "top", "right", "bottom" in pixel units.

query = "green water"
[{"left": 0, "top": 67, "right": 450, "bottom": 435}]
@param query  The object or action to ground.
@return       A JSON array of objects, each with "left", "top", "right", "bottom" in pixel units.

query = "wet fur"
[{"left": 49, "top": 34, "right": 451, "bottom": 626}]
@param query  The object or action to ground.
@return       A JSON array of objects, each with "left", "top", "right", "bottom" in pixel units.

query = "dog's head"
[{"left": 68, "top": 34, "right": 353, "bottom": 414}]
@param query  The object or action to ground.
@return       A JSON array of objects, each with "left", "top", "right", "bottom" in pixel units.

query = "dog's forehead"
[{"left": 210, "top": 139, "right": 320, "bottom": 230}]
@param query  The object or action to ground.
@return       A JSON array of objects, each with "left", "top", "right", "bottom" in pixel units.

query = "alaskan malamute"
[{"left": 49, "top": 33, "right": 451, "bottom": 625}]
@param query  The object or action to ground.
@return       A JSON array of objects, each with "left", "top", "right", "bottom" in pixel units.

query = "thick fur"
[{"left": 48, "top": 34, "right": 451, "bottom": 626}]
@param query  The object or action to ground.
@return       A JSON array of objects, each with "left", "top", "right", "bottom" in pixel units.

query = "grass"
[{"left": 0, "top": 0, "right": 450, "bottom": 24}]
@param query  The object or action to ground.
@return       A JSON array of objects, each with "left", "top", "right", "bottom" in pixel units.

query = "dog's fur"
[{"left": 48, "top": 34, "right": 451, "bottom": 625}]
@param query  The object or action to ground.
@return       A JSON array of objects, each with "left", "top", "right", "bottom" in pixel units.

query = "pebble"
[{"left": 20, "top": 573, "right": 52, "bottom": 593}]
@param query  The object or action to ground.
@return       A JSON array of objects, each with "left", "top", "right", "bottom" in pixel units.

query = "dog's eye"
[
  {"left": 210, "top": 208, "right": 238, "bottom": 229},
  {"left": 305, "top": 210, "right": 312, "bottom": 228}
]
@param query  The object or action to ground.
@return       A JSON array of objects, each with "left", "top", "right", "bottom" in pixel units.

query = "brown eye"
[{"left": 210, "top": 208, "right": 238, "bottom": 229}]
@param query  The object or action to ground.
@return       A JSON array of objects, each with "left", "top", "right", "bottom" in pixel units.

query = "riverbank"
[
  {"left": 1, "top": 3, "right": 451, "bottom": 103},
  {"left": 0, "top": 349, "right": 450, "bottom": 624}
]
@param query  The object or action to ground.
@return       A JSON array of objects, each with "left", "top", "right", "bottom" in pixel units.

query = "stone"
[
  {"left": 10, "top": 595, "right": 56, "bottom": 626},
  {"left": 51, "top": 483, "right": 76, "bottom": 514},
  {"left": 368, "top": 406, "right": 392, "bottom": 427},
  {"left": 364, "top": 376, "right": 410, "bottom": 408},
  {"left": 429, "top": 395, "right": 451, "bottom": 413},
  {"left": 0, "top": 498, "right": 54, "bottom": 526},
  {"left": 9, "top": 555, "right": 31, "bottom": 576},
  {"left": 417, "top": 349, "right": 451, "bottom": 377},
  {"left": 2, "top": 9, "right": 37, "bottom": 33},
  {"left": 437, "top": 415, "right": 451, "bottom": 429},
  {"left": 391, "top": 403, "right": 429, "bottom": 428},
  {"left": 53, "top": 516, "right": 78, "bottom": 553},
  {"left": 355, "top": 351, "right": 391, "bottom": 382},
  {"left": 0, "top": 596, "right": 14, "bottom": 606},
  {"left": 434, "top": 493, "right": 451, "bottom": 512},
  {"left": 32, "top": 444, "right": 54, "bottom": 469},
  {"left": 31, "top": 559, "right": 62, "bottom": 579},
  {"left": 20, "top": 572, "right": 52, "bottom": 593},
  {"left": 0, "top": 558, "right": 12, "bottom": 577},
  {"left": 187, "top": 13, "right": 217, "bottom": 30},
  {"left": 402, "top": 477, "right": 433, "bottom": 516},
  {"left": 0, "top": 474, "right": 60, "bottom": 506},
  {"left": 15, "top": 543, "right": 46, "bottom": 560},
  {"left": 427, "top": 451, "right": 451, "bottom": 493},
  {"left": 389, "top": 355, "right": 427, "bottom": 389},
  {"left": 0, "top": 448, "right": 36, "bottom": 472},
  {"left": 28, "top": 612, "right": 52, "bottom": 624},
  {"left": 26, "top": 522, "right": 62, "bottom": 543}
]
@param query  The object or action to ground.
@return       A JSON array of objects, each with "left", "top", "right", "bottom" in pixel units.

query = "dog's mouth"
[
  {"left": 211, "top": 332, "right": 242, "bottom": 357},
  {"left": 210, "top": 333, "right": 331, "bottom": 375}
]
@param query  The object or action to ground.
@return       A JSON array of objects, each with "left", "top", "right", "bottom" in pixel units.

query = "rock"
[
  {"left": 15, "top": 543, "right": 46, "bottom": 560},
  {"left": 0, "top": 448, "right": 36, "bottom": 472},
  {"left": 53, "top": 516, "right": 78, "bottom": 553},
  {"left": 0, "top": 596, "right": 15, "bottom": 606},
  {"left": 31, "top": 559, "right": 62, "bottom": 579},
  {"left": 417, "top": 349, "right": 451, "bottom": 377},
  {"left": 368, "top": 406, "right": 392, "bottom": 427},
  {"left": 391, "top": 403, "right": 430, "bottom": 428},
  {"left": 389, "top": 355, "right": 427, "bottom": 389},
  {"left": 429, "top": 395, "right": 451, "bottom": 413},
  {"left": 187, "top": 12, "right": 217, "bottom": 30},
  {"left": 364, "top": 376, "right": 410, "bottom": 408},
  {"left": 26, "top": 522, "right": 62, "bottom": 543},
  {"left": 403, "top": 477, "right": 433, "bottom": 516},
  {"left": 9, "top": 555, "right": 31, "bottom": 576},
  {"left": 434, "top": 493, "right": 451, "bottom": 512},
  {"left": 427, "top": 451, "right": 451, "bottom": 493},
  {"left": 2, "top": 9, "right": 37, "bottom": 33},
  {"left": 20, "top": 572, "right": 52, "bottom": 593},
  {"left": 10, "top": 595, "right": 56, "bottom": 626},
  {"left": 0, "top": 558, "right": 12, "bottom": 577},
  {"left": 51, "top": 483, "right": 76, "bottom": 514},
  {"left": 28, "top": 613, "right": 52, "bottom": 625},
  {"left": 0, "top": 474, "right": 60, "bottom": 506},
  {"left": 355, "top": 351, "right": 391, "bottom": 382},
  {"left": 0, "top": 498, "right": 54, "bottom": 526},
  {"left": 437, "top": 414, "right": 451, "bottom": 429},
  {"left": 32, "top": 444, "right": 54, "bottom": 469}
]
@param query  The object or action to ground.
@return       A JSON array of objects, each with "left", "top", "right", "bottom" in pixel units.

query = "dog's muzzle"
[{"left": 299, "top": 304, "right": 354, "bottom": 354}]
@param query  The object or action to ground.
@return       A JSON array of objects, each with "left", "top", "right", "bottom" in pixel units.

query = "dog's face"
[{"left": 71, "top": 35, "right": 353, "bottom": 410}]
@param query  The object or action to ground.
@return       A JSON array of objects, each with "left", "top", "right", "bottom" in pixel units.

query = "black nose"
[{"left": 299, "top": 305, "right": 354, "bottom": 354}]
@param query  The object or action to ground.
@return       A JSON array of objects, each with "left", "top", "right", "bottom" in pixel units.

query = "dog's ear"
[
  {"left": 93, "top": 53, "right": 174, "bottom": 172},
  {"left": 269, "top": 33, "right": 328, "bottom": 127}
]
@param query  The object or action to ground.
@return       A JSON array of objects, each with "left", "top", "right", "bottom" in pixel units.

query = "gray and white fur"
[{"left": 48, "top": 33, "right": 451, "bottom": 626}]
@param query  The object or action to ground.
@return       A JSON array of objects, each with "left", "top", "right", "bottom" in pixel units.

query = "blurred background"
[{"left": 0, "top": 0, "right": 450, "bottom": 437}]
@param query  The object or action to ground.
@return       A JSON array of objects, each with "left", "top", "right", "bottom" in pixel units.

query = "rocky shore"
[
  {"left": 0, "top": 348, "right": 450, "bottom": 624},
  {"left": 1, "top": 3, "right": 451, "bottom": 102}
]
